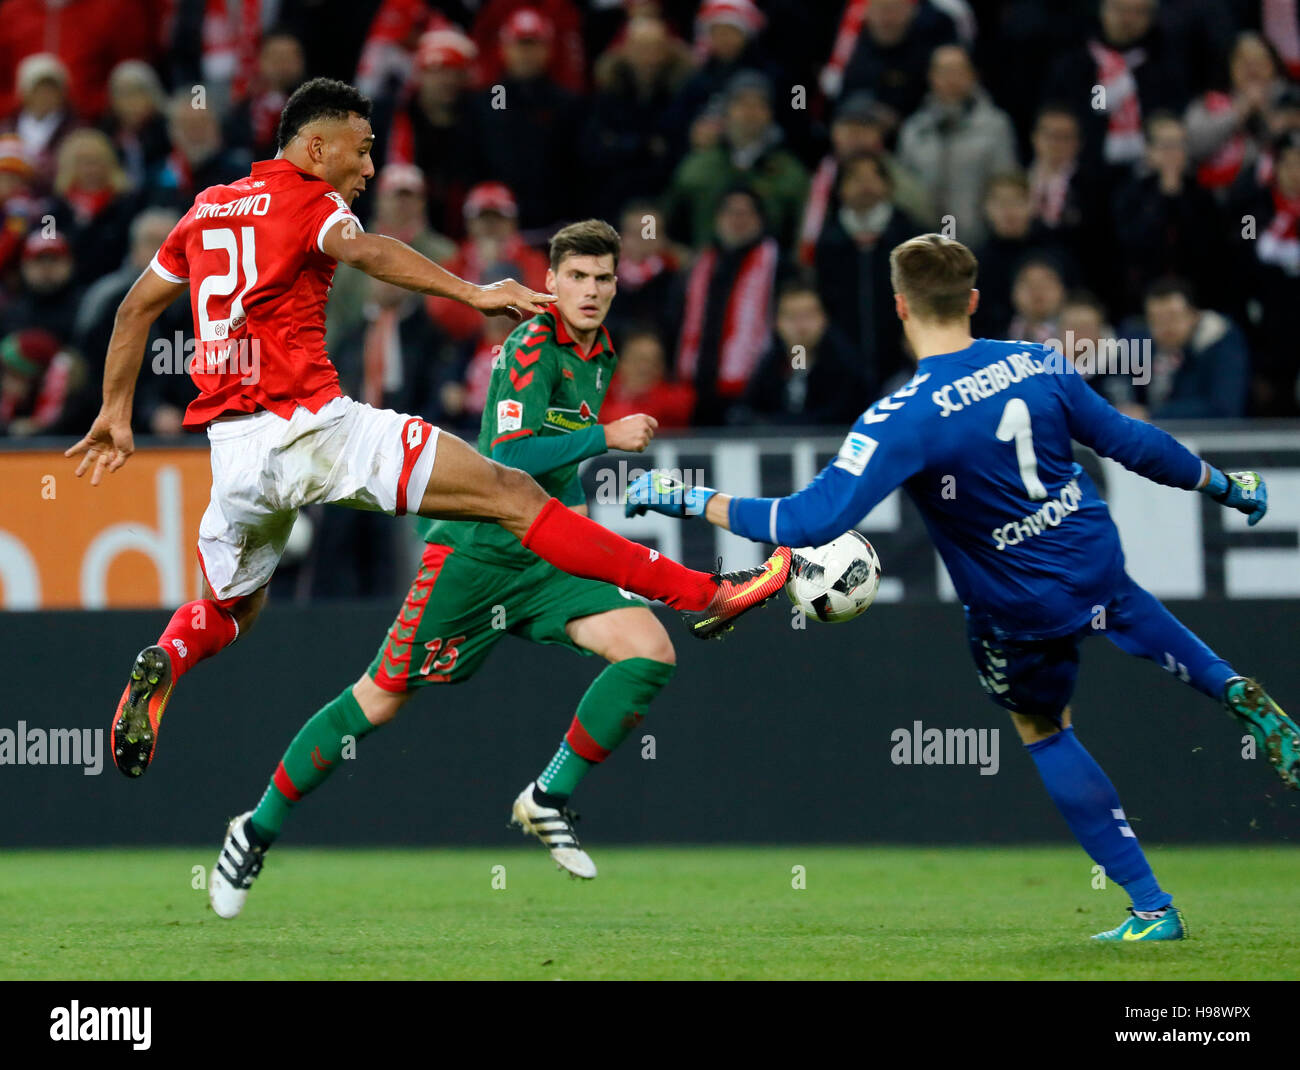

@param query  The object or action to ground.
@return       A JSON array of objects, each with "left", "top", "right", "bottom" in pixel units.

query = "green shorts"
[{"left": 368, "top": 541, "right": 644, "bottom": 692}]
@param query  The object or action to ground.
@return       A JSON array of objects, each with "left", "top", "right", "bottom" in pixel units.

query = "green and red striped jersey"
[{"left": 417, "top": 309, "right": 618, "bottom": 566}]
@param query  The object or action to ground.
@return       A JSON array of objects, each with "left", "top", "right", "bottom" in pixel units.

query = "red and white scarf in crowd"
[
  {"left": 1029, "top": 162, "right": 1072, "bottom": 226},
  {"left": 1258, "top": 184, "right": 1300, "bottom": 276},
  {"left": 1264, "top": 0, "right": 1300, "bottom": 79},
  {"left": 362, "top": 305, "right": 402, "bottom": 408},
  {"left": 248, "top": 90, "right": 288, "bottom": 153},
  {"left": 617, "top": 251, "right": 679, "bottom": 290},
  {"left": 677, "top": 238, "right": 778, "bottom": 397},
  {"left": 464, "top": 335, "right": 499, "bottom": 415},
  {"left": 63, "top": 185, "right": 115, "bottom": 224},
  {"left": 798, "top": 155, "right": 837, "bottom": 266},
  {"left": 1088, "top": 39, "right": 1145, "bottom": 165},
  {"left": 203, "top": 0, "right": 262, "bottom": 102},
  {"left": 1193, "top": 91, "right": 1249, "bottom": 189},
  {"left": 388, "top": 107, "right": 416, "bottom": 165},
  {"left": 820, "top": 0, "right": 870, "bottom": 97}
]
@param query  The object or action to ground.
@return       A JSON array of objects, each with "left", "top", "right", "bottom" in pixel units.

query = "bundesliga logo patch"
[
  {"left": 497, "top": 399, "right": 523, "bottom": 433},
  {"left": 833, "top": 431, "right": 877, "bottom": 476}
]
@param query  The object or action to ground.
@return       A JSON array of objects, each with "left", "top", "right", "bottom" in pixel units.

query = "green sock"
[
  {"left": 250, "top": 685, "right": 376, "bottom": 842},
  {"left": 536, "top": 657, "right": 675, "bottom": 799}
]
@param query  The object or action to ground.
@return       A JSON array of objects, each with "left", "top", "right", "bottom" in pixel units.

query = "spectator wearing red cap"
[
  {"left": 0, "top": 0, "right": 160, "bottom": 120},
  {"left": 665, "top": 0, "right": 789, "bottom": 156},
  {"left": 471, "top": 0, "right": 586, "bottom": 93},
  {"left": 467, "top": 9, "right": 584, "bottom": 231},
  {"left": 385, "top": 27, "right": 482, "bottom": 240},
  {"left": 0, "top": 327, "right": 86, "bottom": 437},
  {"left": 326, "top": 162, "right": 456, "bottom": 352},
  {"left": 426, "top": 181, "right": 548, "bottom": 341},
  {"left": 583, "top": 13, "right": 693, "bottom": 220},
  {"left": 0, "top": 232, "right": 82, "bottom": 345},
  {"left": 354, "top": 1, "right": 476, "bottom": 99},
  {"left": 357, "top": 0, "right": 442, "bottom": 98}
]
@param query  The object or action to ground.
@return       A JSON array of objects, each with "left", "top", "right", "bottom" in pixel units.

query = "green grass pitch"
[{"left": 1, "top": 845, "right": 1295, "bottom": 980}]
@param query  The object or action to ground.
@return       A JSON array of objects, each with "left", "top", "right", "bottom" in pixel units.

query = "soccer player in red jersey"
[{"left": 65, "top": 79, "right": 791, "bottom": 779}]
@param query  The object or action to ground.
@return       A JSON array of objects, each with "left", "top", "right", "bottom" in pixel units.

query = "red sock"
[
  {"left": 521, "top": 498, "right": 715, "bottom": 610},
  {"left": 157, "top": 600, "right": 239, "bottom": 680}
]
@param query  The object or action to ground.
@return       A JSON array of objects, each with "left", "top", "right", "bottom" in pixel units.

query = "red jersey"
[{"left": 150, "top": 159, "right": 364, "bottom": 429}]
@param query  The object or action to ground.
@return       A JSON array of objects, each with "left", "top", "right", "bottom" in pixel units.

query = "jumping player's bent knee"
[{"left": 211, "top": 586, "right": 266, "bottom": 636}]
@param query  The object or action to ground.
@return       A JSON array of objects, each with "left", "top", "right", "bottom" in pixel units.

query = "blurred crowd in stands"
[{"left": 2, "top": 0, "right": 1300, "bottom": 450}]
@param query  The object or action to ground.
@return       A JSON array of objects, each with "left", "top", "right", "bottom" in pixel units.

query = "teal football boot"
[
  {"left": 1092, "top": 907, "right": 1187, "bottom": 942},
  {"left": 1224, "top": 677, "right": 1300, "bottom": 790}
]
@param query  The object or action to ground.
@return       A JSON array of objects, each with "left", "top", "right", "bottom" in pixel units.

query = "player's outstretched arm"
[
  {"left": 322, "top": 223, "right": 554, "bottom": 321},
  {"left": 1060, "top": 363, "right": 1268, "bottom": 525},
  {"left": 65, "top": 268, "right": 188, "bottom": 485},
  {"left": 626, "top": 420, "right": 923, "bottom": 546}
]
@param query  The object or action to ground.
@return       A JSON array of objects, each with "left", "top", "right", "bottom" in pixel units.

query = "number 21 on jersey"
[{"left": 197, "top": 226, "right": 258, "bottom": 341}]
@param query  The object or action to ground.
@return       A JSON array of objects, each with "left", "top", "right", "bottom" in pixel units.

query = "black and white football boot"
[
  {"left": 509, "top": 781, "right": 597, "bottom": 879},
  {"left": 209, "top": 811, "right": 268, "bottom": 919}
]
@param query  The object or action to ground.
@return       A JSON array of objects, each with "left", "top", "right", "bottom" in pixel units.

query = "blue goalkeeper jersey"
[{"left": 729, "top": 338, "right": 1208, "bottom": 640}]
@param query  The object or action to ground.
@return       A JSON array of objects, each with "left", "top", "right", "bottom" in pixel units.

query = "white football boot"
[
  {"left": 209, "top": 811, "right": 268, "bottom": 919},
  {"left": 510, "top": 782, "right": 597, "bottom": 879}
]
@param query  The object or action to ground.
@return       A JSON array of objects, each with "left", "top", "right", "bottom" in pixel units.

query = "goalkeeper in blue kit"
[{"left": 626, "top": 234, "right": 1300, "bottom": 942}]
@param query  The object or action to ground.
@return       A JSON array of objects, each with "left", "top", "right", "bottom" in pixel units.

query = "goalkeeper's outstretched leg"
[{"left": 1101, "top": 572, "right": 1300, "bottom": 790}]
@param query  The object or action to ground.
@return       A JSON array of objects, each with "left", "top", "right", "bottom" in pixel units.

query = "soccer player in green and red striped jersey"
[{"left": 209, "top": 219, "right": 754, "bottom": 917}]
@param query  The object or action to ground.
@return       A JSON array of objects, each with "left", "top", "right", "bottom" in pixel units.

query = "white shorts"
[{"left": 197, "top": 396, "right": 439, "bottom": 603}]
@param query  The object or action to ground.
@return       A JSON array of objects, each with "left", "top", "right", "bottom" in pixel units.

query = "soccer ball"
[{"left": 785, "top": 530, "right": 882, "bottom": 623}]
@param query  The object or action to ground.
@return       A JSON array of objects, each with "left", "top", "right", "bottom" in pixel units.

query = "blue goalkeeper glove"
[
  {"left": 624, "top": 470, "right": 717, "bottom": 519},
  {"left": 1202, "top": 467, "right": 1268, "bottom": 526}
]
